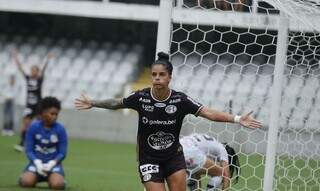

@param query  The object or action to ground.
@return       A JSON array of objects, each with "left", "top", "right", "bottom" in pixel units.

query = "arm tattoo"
[{"left": 91, "top": 98, "right": 125, "bottom": 110}]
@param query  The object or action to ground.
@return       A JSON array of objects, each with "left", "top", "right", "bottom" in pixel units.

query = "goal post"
[{"left": 156, "top": 0, "right": 320, "bottom": 190}]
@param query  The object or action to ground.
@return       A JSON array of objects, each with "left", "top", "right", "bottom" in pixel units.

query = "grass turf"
[{"left": 0, "top": 135, "right": 319, "bottom": 191}]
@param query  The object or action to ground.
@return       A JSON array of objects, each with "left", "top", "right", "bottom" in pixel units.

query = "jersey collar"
[{"left": 150, "top": 88, "right": 172, "bottom": 102}]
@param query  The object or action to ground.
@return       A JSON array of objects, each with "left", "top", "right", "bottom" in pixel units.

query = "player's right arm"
[
  {"left": 75, "top": 94, "right": 125, "bottom": 110},
  {"left": 11, "top": 49, "right": 26, "bottom": 76},
  {"left": 221, "top": 160, "right": 231, "bottom": 190},
  {"left": 25, "top": 124, "right": 37, "bottom": 161}
]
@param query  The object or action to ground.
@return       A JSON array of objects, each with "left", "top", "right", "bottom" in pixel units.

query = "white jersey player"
[{"left": 180, "top": 133, "right": 240, "bottom": 190}]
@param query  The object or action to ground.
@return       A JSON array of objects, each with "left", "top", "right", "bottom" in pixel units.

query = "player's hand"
[
  {"left": 43, "top": 160, "right": 57, "bottom": 172},
  {"left": 239, "top": 111, "right": 262, "bottom": 129},
  {"left": 74, "top": 94, "right": 93, "bottom": 110},
  {"left": 47, "top": 53, "right": 54, "bottom": 59},
  {"left": 33, "top": 159, "right": 47, "bottom": 176}
]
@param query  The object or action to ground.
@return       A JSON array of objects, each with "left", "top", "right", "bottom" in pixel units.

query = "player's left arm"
[
  {"left": 55, "top": 127, "right": 68, "bottom": 163},
  {"left": 198, "top": 106, "right": 262, "bottom": 129}
]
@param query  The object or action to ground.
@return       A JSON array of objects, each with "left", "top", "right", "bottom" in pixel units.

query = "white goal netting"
[{"left": 170, "top": 0, "right": 320, "bottom": 190}]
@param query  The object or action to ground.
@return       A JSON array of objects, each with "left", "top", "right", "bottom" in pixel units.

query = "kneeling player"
[
  {"left": 180, "top": 133, "right": 240, "bottom": 190},
  {"left": 19, "top": 97, "right": 67, "bottom": 190}
]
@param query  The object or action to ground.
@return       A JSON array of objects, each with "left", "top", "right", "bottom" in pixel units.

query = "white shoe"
[
  {"left": 7, "top": 130, "right": 14, "bottom": 136},
  {"left": 14, "top": 144, "right": 24, "bottom": 152}
]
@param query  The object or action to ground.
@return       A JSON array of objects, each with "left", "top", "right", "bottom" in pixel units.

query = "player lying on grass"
[
  {"left": 181, "top": 133, "right": 240, "bottom": 191},
  {"left": 19, "top": 97, "right": 67, "bottom": 190}
]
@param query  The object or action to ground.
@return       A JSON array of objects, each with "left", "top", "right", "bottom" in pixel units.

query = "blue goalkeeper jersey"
[{"left": 25, "top": 120, "right": 68, "bottom": 163}]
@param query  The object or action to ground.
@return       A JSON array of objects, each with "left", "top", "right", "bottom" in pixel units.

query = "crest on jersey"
[
  {"left": 165, "top": 105, "right": 177, "bottom": 114},
  {"left": 50, "top": 134, "right": 58, "bottom": 143},
  {"left": 147, "top": 131, "right": 175, "bottom": 150}
]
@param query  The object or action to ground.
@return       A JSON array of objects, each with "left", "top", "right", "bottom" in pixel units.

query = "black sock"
[{"left": 19, "top": 131, "right": 26, "bottom": 146}]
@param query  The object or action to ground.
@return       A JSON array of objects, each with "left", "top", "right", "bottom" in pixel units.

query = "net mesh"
[{"left": 171, "top": 0, "right": 320, "bottom": 190}]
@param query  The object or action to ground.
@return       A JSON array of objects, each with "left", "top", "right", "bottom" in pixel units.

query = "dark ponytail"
[
  {"left": 224, "top": 143, "right": 240, "bottom": 184},
  {"left": 152, "top": 52, "right": 173, "bottom": 75}
]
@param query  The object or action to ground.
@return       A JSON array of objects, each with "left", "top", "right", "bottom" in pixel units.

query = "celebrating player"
[
  {"left": 180, "top": 133, "right": 240, "bottom": 190},
  {"left": 19, "top": 97, "right": 67, "bottom": 190},
  {"left": 75, "top": 52, "right": 261, "bottom": 191},
  {"left": 12, "top": 49, "right": 54, "bottom": 152}
]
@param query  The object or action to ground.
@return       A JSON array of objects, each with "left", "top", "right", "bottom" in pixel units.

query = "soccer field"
[{"left": 0, "top": 136, "right": 319, "bottom": 191}]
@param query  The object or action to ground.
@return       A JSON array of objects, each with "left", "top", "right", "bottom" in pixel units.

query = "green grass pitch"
[{"left": 0, "top": 136, "right": 319, "bottom": 191}]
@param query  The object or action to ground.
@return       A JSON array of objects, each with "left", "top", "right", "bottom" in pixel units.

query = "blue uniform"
[{"left": 23, "top": 120, "right": 68, "bottom": 179}]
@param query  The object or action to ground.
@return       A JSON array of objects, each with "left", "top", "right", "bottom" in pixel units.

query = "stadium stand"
[{"left": 0, "top": 34, "right": 143, "bottom": 108}]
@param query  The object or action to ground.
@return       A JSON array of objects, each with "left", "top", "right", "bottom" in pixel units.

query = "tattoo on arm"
[{"left": 91, "top": 98, "right": 125, "bottom": 110}]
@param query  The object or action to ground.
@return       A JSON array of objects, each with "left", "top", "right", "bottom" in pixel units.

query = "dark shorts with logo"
[
  {"left": 138, "top": 151, "right": 186, "bottom": 183},
  {"left": 23, "top": 105, "right": 37, "bottom": 118}
]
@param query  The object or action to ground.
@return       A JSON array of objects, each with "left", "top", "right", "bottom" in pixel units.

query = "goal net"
[{"left": 169, "top": 0, "right": 320, "bottom": 190}]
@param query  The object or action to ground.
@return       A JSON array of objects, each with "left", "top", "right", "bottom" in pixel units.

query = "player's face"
[
  {"left": 31, "top": 65, "right": 40, "bottom": 78},
  {"left": 151, "top": 64, "right": 171, "bottom": 89},
  {"left": 42, "top": 107, "right": 60, "bottom": 126}
]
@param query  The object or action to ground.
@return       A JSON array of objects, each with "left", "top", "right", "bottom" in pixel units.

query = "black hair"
[
  {"left": 224, "top": 143, "right": 240, "bottom": 184},
  {"left": 152, "top": 52, "right": 173, "bottom": 75},
  {"left": 38, "top": 96, "right": 61, "bottom": 114}
]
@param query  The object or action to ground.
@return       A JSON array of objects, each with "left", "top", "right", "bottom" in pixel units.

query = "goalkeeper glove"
[
  {"left": 33, "top": 159, "right": 47, "bottom": 176},
  {"left": 43, "top": 160, "right": 57, "bottom": 172}
]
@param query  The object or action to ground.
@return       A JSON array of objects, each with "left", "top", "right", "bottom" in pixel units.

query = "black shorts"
[
  {"left": 23, "top": 106, "right": 37, "bottom": 118},
  {"left": 138, "top": 151, "right": 186, "bottom": 183}
]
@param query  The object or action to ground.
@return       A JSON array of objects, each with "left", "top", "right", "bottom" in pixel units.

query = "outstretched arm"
[
  {"left": 74, "top": 94, "right": 125, "bottom": 110},
  {"left": 40, "top": 53, "right": 54, "bottom": 77},
  {"left": 11, "top": 49, "right": 26, "bottom": 76},
  {"left": 198, "top": 106, "right": 262, "bottom": 129}
]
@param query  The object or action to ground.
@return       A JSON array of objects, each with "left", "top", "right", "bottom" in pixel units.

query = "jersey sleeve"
[
  {"left": 25, "top": 124, "right": 37, "bottom": 161},
  {"left": 55, "top": 125, "right": 68, "bottom": 162},
  {"left": 121, "top": 91, "right": 140, "bottom": 111},
  {"left": 182, "top": 94, "right": 203, "bottom": 116}
]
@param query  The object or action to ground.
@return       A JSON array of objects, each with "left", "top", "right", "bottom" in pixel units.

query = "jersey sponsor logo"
[
  {"left": 142, "top": 116, "right": 149, "bottom": 124},
  {"left": 41, "top": 139, "right": 50, "bottom": 144},
  {"left": 169, "top": 98, "right": 181, "bottom": 104},
  {"left": 50, "top": 134, "right": 58, "bottom": 143},
  {"left": 140, "top": 164, "right": 159, "bottom": 176},
  {"left": 141, "top": 117, "right": 176, "bottom": 126},
  {"left": 35, "top": 145, "right": 57, "bottom": 154},
  {"left": 154, "top": 102, "right": 166, "bottom": 108},
  {"left": 149, "top": 119, "right": 176, "bottom": 125},
  {"left": 165, "top": 105, "right": 177, "bottom": 114},
  {"left": 142, "top": 104, "right": 154, "bottom": 112},
  {"left": 139, "top": 97, "right": 151, "bottom": 103},
  {"left": 147, "top": 131, "right": 175, "bottom": 150},
  {"left": 187, "top": 96, "right": 201, "bottom": 107}
]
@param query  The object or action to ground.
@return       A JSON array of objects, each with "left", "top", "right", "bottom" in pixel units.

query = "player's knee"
[
  {"left": 19, "top": 176, "right": 36, "bottom": 188},
  {"left": 48, "top": 177, "right": 65, "bottom": 190},
  {"left": 49, "top": 181, "right": 65, "bottom": 190}
]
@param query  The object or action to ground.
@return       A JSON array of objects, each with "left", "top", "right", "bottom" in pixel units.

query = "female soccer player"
[
  {"left": 75, "top": 52, "right": 261, "bottom": 191},
  {"left": 19, "top": 97, "right": 67, "bottom": 190},
  {"left": 12, "top": 49, "right": 54, "bottom": 151},
  {"left": 180, "top": 133, "right": 240, "bottom": 190}
]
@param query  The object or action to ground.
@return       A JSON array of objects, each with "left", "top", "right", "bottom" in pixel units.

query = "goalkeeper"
[{"left": 19, "top": 97, "right": 67, "bottom": 190}]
